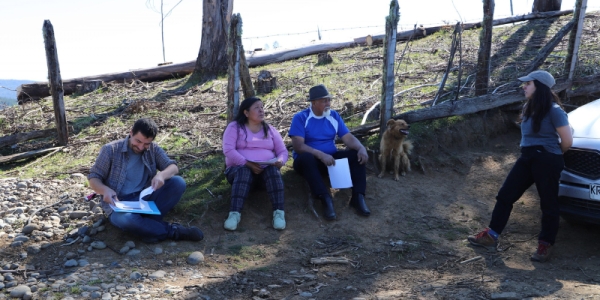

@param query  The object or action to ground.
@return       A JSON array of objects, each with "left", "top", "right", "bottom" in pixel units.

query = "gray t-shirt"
[
  {"left": 119, "top": 147, "right": 148, "bottom": 198},
  {"left": 520, "top": 103, "right": 569, "bottom": 155}
]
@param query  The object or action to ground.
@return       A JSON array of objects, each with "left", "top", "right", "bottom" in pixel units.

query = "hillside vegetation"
[{"left": 1, "top": 12, "right": 599, "bottom": 215}]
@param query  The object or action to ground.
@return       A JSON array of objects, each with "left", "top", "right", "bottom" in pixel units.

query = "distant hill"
[{"left": 0, "top": 79, "right": 35, "bottom": 106}]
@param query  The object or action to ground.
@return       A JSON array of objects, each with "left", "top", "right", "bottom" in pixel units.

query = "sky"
[{"left": 1, "top": 0, "right": 598, "bottom": 82}]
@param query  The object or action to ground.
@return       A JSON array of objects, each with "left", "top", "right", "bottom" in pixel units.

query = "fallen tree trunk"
[
  {"left": 0, "top": 146, "right": 63, "bottom": 164},
  {"left": 18, "top": 9, "right": 574, "bottom": 102},
  {"left": 354, "top": 9, "right": 573, "bottom": 44},
  {"left": 0, "top": 129, "right": 56, "bottom": 149},
  {"left": 350, "top": 74, "right": 600, "bottom": 137},
  {"left": 17, "top": 62, "right": 197, "bottom": 102}
]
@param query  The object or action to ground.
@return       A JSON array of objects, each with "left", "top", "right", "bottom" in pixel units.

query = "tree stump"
[
  {"left": 365, "top": 35, "right": 373, "bottom": 46},
  {"left": 317, "top": 52, "right": 333, "bottom": 65},
  {"left": 74, "top": 80, "right": 102, "bottom": 95},
  {"left": 254, "top": 70, "right": 277, "bottom": 94}
]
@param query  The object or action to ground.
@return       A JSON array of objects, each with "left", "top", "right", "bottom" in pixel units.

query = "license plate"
[{"left": 591, "top": 184, "right": 600, "bottom": 200}]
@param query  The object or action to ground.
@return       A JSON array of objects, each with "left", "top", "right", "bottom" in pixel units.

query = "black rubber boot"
[
  {"left": 319, "top": 194, "right": 337, "bottom": 220},
  {"left": 350, "top": 193, "right": 371, "bottom": 216},
  {"left": 171, "top": 223, "right": 204, "bottom": 241}
]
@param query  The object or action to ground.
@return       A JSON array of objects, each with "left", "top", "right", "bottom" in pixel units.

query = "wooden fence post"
[
  {"left": 475, "top": 0, "right": 495, "bottom": 96},
  {"left": 565, "top": 0, "right": 587, "bottom": 82},
  {"left": 227, "top": 14, "right": 242, "bottom": 124},
  {"left": 43, "top": 20, "right": 68, "bottom": 146},
  {"left": 226, "top": 13, "right": 254, "bottom": 124},
  {"left": 379, "top": 0, "right": 399, "bottom": 137}
]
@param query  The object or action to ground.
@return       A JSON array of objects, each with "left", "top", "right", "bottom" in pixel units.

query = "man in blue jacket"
[{"left": 289, "top": 84, "right": 371, "bottom": 220}]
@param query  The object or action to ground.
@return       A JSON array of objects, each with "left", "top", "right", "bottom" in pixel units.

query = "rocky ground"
[{"left": 2, "top": 131, "right": 600, "bottom": 300}]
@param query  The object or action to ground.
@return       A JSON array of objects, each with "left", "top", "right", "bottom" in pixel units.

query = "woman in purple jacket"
[{"left": 222, "top": 97, "right": 289, "bottom": 231}]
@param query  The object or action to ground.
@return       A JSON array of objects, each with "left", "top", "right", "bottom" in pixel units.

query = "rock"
[
  {"left": 90, "top": 241, "right": 106, "bottom": 249},
  {"left": 78, "top": 259, "right": 90, "bottom": 267},
  {"left": 153, "top": 247, "right": 163, "bottom": 254},
  {"left": 10, "top": 241, "right": 23, "bottom": 247},
  {"left": 69, "top": 211, "right": 90, "bottom": 219},
  {"left": 102, "top": 293, "right": 112, "bottom": 300},
  {"left": 65, "top": 259, "right": 78, "bottom": 267},
  {"left": 491, "top": 292, "right": 519, "bottom": 300},
  {"left": 13, "top": 235, "right": 29, "bottom": 242},
  {"left": 9, "top": 285, "right": 31, "bottom": 298},
  {"left": 71, "top": 173, "right": 86, "bottom": 181},
  {"left": 149, "top": 270, "right": 166, "bottom": 279},
  {"left": 26, "top": 244, "right": 41, "bottom": 254},
  {"left": 16, "top": 182, "right": 28, "bottom": 189},
  {"left": 90, "top": 291, "right": 102, "bottom": 299},
  {"left": 299, "top": 291, "right": 313, "bottom": 297},
  {"left": 130, "top": 272, "right": 143, "bottom": 280},
  {"left": 82, "top": 235, "right": 91, "bottom": 243},
  {"left": 21, "top": 224, "right": 39, "bottom": 234},
  {"left": 124, "top": 241, "right": 135, "bottom": 248},
  {"left": 119, "top": 246, "right": 130, "bottom": 254},
  {"left": 187, "top": 251, "right": 204, "bottom": 265},
  {"left": 253, "top": 288, "right": 270, "bottom": 297},
  {"left": 126, "top": 249, "right": 141, "bottom": 256}
]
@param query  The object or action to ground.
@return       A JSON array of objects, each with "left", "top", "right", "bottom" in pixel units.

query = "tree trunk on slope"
[
  {"left": 532, "top": 0, "right": 562, "bottom": 12},
  {"left": 190, "top": 0, "right": 233, "bottom": 83},
  {"left": 475, "top": 0, "right": 495, "bottom": 96}
]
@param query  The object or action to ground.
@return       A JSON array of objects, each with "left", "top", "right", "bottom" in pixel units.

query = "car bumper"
[{"left": 559, "top": 170, "right": 600, "bottom": 224}]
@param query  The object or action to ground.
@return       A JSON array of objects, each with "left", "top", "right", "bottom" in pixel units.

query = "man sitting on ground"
[{"left": 88, "top": 118, "right": 203, "bottom": 243}]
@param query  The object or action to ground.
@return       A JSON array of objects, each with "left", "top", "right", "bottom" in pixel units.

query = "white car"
[{"left": 558, "top": 98, "right": 600, "bottom": 223}]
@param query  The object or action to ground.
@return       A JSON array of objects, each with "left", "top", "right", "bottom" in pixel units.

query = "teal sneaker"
[
  {"left": 224, "top": 211, "right": 241, "bottom": 231},
  {"left": 272, "top": 210, "right": 286, "bottom": 230}
]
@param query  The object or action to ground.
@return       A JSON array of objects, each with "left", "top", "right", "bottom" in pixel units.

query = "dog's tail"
[{"left": 402, "top": 140, "right": 414, "bottom": 155}]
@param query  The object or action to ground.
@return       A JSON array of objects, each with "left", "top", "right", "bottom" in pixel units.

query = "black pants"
[
  {"left": 489, "top": 146, "right": 564, "bottom": 244},
  {"left": 293, "top": 150, "right": 366, "bottom": 197}
]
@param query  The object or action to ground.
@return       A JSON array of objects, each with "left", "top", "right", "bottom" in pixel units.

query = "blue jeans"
[
  {"left": 488, "top": 146, "right": 564, "bottom": 245},
  {"left": 109, "top": 176, "right": 186, "bottom": 242}
]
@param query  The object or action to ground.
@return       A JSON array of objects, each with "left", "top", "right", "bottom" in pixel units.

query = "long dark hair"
[
  {"left": 522, "top": 80, "right": 563, "bottom": 133},
  {"left": 234, "top": 97, "right": 269, "bottom": 144}
]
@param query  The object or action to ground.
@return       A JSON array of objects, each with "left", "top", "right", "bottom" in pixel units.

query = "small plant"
[{"left": 70, "top": 286, "right": 82, "bottom": 294}]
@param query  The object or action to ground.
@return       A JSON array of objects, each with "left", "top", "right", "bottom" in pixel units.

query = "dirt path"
[{"left": 15, "top": 129, "right": 600, "bottom": 299}]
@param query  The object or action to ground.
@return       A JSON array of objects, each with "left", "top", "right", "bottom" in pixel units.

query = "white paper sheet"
[
  {"left": 113, "top": 186, "right": 154, "bottom": 210},
  {"left": 247, "top": 157, "right": 279, "bottom": 165},
  {"left": 327, "top": 158, "right": 353, "bottom": 188}
]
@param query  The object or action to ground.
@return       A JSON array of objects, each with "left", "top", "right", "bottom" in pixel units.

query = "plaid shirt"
[{"left": 88, "top": 135, "right": 176, "bottom": 214}]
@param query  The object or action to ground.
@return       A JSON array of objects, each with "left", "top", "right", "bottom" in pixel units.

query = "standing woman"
[
  {"left": 468, "top": 70, "right": 573, "bottom": 262},
  {"left": 222, "top": 97, "right": 288, "bottom": 231}
]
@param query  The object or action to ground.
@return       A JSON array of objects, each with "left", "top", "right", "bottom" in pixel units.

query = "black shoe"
[
  {"left": 171, "top": 223, "right": 204, "bottom": 241},
  {"left": 350, "top": 194, "right": 371, "bottom": 216},
  {"left": 319, "top": 194, "right": 337, "bottom": 220}
]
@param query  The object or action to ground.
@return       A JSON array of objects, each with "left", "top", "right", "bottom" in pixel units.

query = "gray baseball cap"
[{"left": 518, "top": 70, "right": 555, "bottom": 88}]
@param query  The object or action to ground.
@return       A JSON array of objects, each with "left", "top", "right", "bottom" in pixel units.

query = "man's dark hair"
[{"left": 131, "top": 118, "right": 159, "bottom": 139}]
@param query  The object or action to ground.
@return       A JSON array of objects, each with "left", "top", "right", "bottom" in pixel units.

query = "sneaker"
[
  {"left": 224, "top": 211, "right": 241, "bottom": 231},
  {"left": 272, "top": 210, "right": 286, "bottom": 230},
  {"left": 467, "top": 228, "right": 498, "bottom": 251},
  {"left": 531, "top": 240, "right": 553, "bottom": 262},
  {"left": 171, "top": 223, "right": 204, "bottom": 241}
]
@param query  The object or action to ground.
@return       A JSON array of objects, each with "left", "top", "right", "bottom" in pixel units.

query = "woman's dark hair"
[
  {"left": 522, "top": 80, "right": 563, "bottom": 133},
  {"left": 131, "top": 118, "right": 158, "bottom": 139},
  {"left": 234, "top": 97, "right": 269, "bottom": 144}
]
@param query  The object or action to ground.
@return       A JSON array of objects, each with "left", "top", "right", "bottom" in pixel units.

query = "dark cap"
[{"left": 307, "top": 84, "right": 331, "bottom": 101}]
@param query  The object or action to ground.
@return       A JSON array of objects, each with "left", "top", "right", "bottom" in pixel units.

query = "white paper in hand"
[
  {"left": 327, "top": 158, "right": 353, "bottom": 188},
  {"left": 114, "top": 186, "right": 154, "bottom": 210}
]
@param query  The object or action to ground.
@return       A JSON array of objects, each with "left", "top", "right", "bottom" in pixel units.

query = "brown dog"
[{"left": 378, "top": 119, "right": 413, "bottom": 181}]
